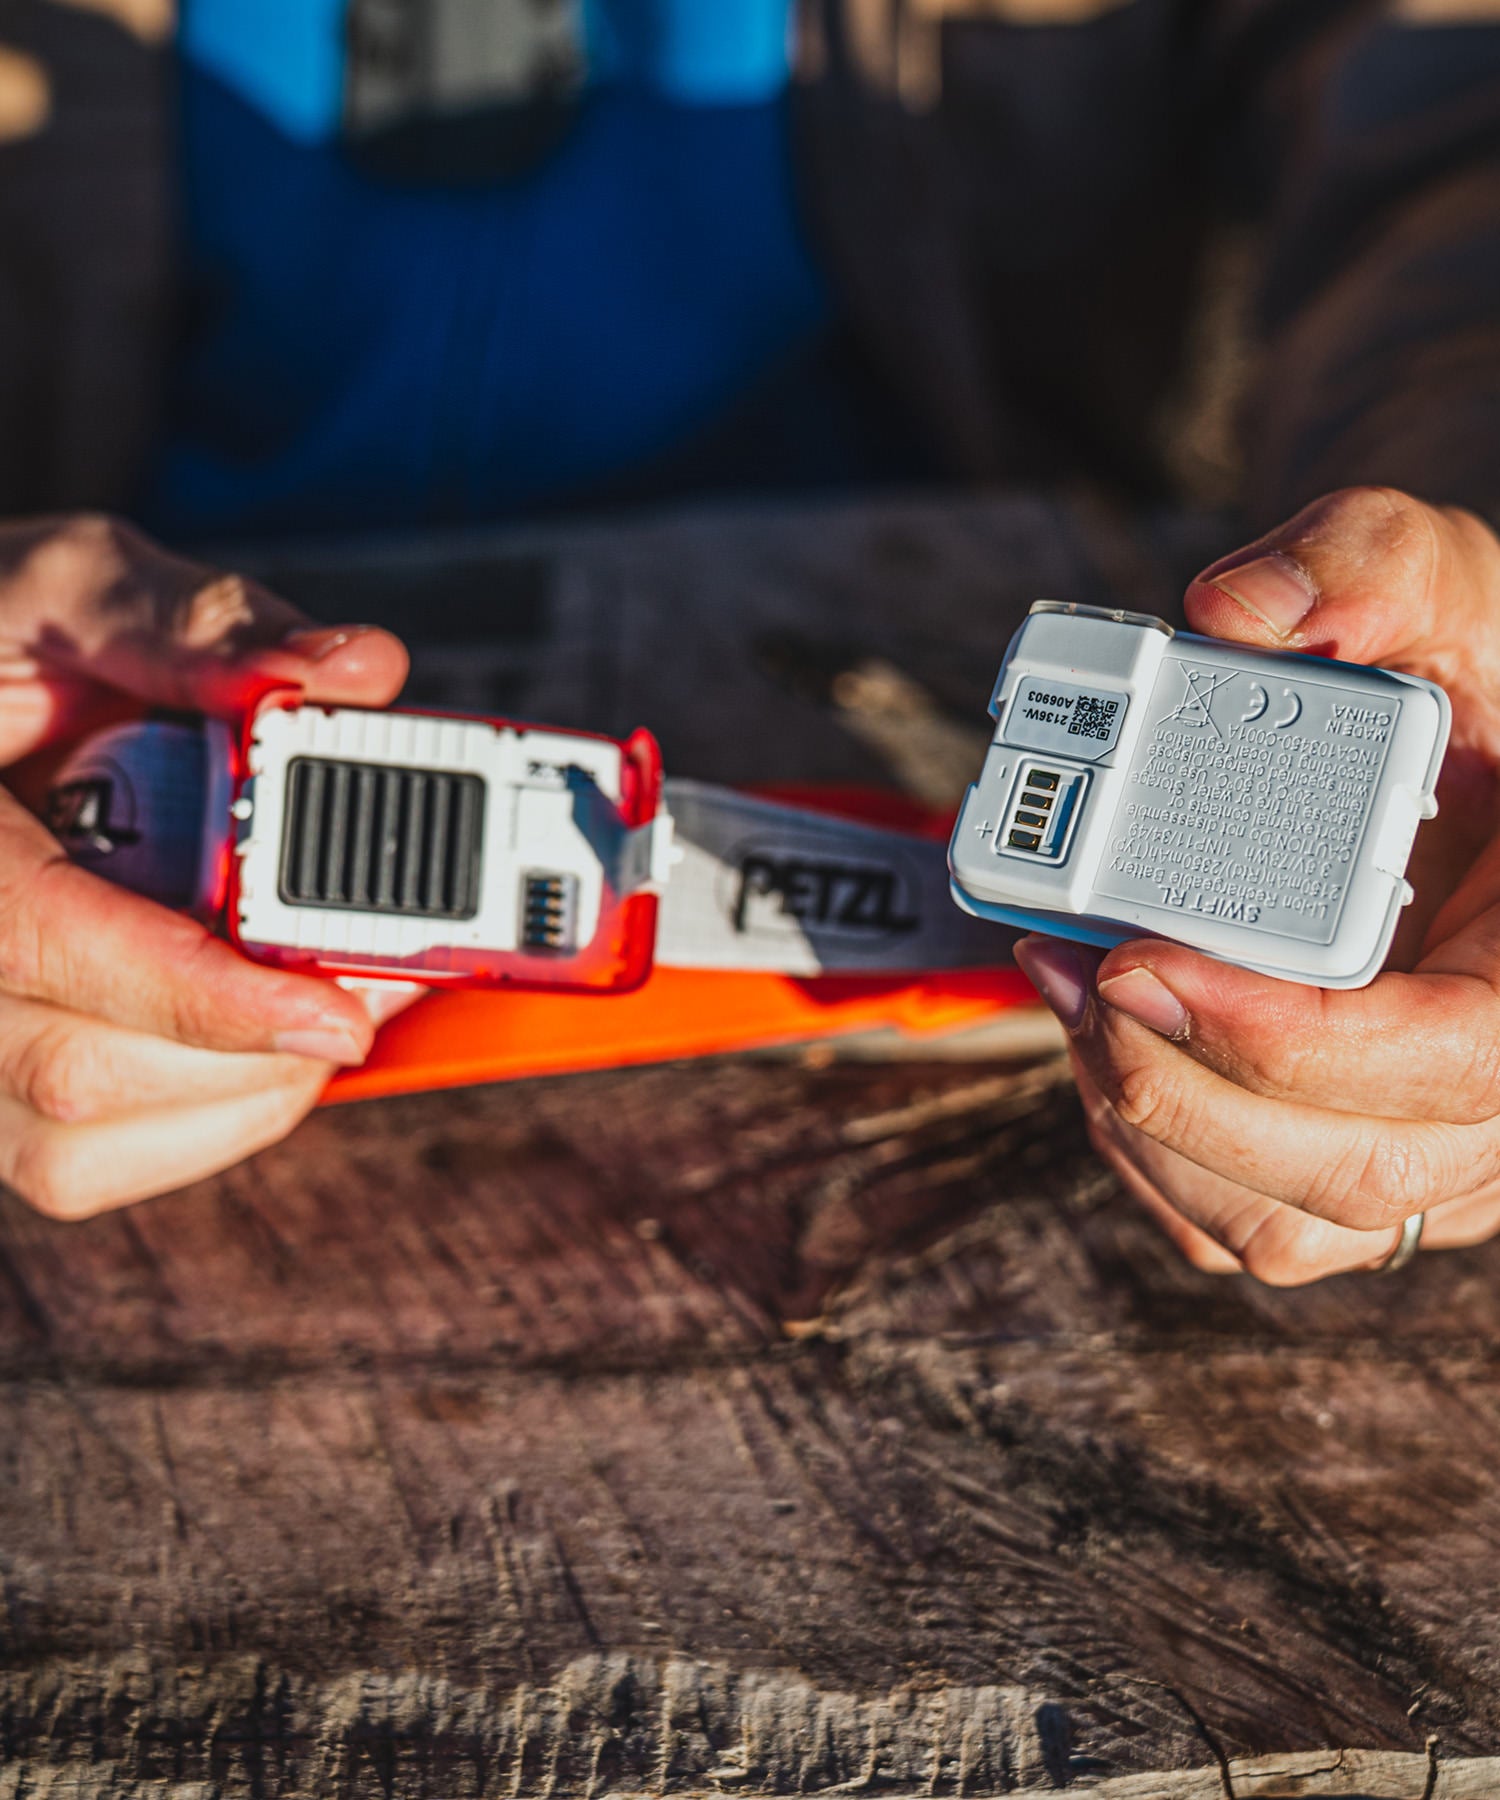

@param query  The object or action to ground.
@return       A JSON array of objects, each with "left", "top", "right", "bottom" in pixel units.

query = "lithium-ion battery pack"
[{"left": 948, "top": 602, "right": 1451, "bottom": 987}]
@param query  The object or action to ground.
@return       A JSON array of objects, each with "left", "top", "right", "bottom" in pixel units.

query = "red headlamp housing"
[{"left": 51, "top": 695, "right": 672, "bottom": 997}]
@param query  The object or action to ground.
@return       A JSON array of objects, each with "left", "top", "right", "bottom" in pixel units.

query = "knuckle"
[
  {"left": 1236, "top": 1210, "right": 1342, "bottom": 1287},
  {"left": 1322, "top": 483, "right": 1427, "bottom": 545},
  {"left": 1344, "top": 484, "right": 1441, "bottom": 582},
  {"left": 1238, "top": 1236, "right": 1316, "bottom": 1288},
  {"left": 1111, "top": 1057, "right": 1189, "bottom": 1144},
  {"left": 265, "top": 1081, "right": 322, "bottom": 1141},
  {"left": 1185, "top": 1242, "right": 1239, "bottom": 1275},
  {"left": 1237, "top": 1026, "right": 1312, "bottom": 1097},
  {"left": 14, "top": 1026, "right": 100, "bottom": 1123},
  {"left": 179, "top": 571, "right": 259, "bottom": 650},
  {"left": 1361, "top": 1134, "right": 1447, "bottom": 1217},
  {"left": 25, "top": 512, "right": 141, "bottom": 595},
  {"left": 64, "top": 511, "right": 143, "bottom": 560},
  {"left": 7, "top": 1130, "right": 93, "bottom": 1221},
  {"left": 1305, "top": 1132, "right": 1445, "bottom": 1228}
]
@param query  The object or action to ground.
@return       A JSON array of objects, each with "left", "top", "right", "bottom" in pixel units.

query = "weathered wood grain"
[
  {"left": 2, "top": 498, "right": 1496, "bottom": 1796},
  {"left": 7, "top": 1051, "right": 1500, "bottom": 1794}
]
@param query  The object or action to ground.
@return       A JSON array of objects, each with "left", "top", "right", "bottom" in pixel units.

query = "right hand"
[
  {"left": 0, "top": 514, "right": 411, "bottom": 1219},
  {"left": 1016, "top": 488, "right": 1500, "bottom": 1283}
]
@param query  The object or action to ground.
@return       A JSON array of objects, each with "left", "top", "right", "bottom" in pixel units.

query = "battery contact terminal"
[
  {"left": 521, "top": 871, "right": 579, "bottom": 951},
  {"left": 998, "top": 765, "right": 1086, "bottom": 860}
]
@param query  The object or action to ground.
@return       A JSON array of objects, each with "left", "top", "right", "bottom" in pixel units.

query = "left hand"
[
  {"left": 1014, "top": 486, "right": 1500, "bottom": 1284},
  {"left": 0, "top": 514, "right": 414, "bottom": 1218}
]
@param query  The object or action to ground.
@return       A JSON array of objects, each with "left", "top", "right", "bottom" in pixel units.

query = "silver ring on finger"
[{"left": 1373, "top": 1212, "right": 1425, "bottom": 1274}]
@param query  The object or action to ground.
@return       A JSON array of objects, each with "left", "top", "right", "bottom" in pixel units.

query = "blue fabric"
[
  {"left": 582, "top": 0, "right": 793, "bottom": 103},
  {"left": 179, "top": 0, "right": 345, "bottom": 144},
  {"left": 181, "top": 0, "right": 795, "bottom": 142},
  {"left": 152, "top": 2, "right": 831, "bottom": 537}
]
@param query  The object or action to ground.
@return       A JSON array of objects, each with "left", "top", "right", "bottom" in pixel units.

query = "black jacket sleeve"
[{"left": 1229, "top": 5, "right": 1500, "bottom": 526}]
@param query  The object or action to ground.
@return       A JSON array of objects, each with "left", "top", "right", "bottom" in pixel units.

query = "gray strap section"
[{"left": 656, "top": 780, "right": 1006, "bottom": 975}]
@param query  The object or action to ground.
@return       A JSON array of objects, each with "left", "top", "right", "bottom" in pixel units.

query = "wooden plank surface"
[{"left": 3, "top": 495, "right": 1499, "bottom": 1797}]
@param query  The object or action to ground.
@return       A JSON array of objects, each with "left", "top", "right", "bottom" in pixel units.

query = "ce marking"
[{"left": 1240, "top": 683, "right": 1302, "bottom": 729}]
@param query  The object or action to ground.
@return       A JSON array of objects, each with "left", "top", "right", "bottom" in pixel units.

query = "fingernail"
[
  {"left": 1012, "top": 936, "right": 1090, "bottom": 1031},
  {"left": 279, "top": 625, "right": 376, "bottom": 661},
  {"left": 1204, "top": 553, "right": 1317, "bottom": 639},
  {"left": 353, "top": 981, "right": 424, "bottom": 1026},
  {"left": 273, "top": 1027, "right": 368, "bottom": 1066},
  {"left": 1098, "top": 967, "right": 1190, "bottom": 1039}
]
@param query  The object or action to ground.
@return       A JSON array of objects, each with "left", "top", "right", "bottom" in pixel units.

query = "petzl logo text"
[{"left": 729, "top": 846, "right": 921, "bottom": 941}]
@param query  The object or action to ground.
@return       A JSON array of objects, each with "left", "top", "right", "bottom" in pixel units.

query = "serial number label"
[
  {"left": 1096, "top": 661, "right": 1397, "bottom": 946},
  {"left": 1002, "top": 678, "right": 1128, "bottom": 761}
]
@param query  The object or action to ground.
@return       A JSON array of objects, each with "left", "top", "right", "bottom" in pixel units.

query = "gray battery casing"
[{"left": 948, "top": 603, "right": 1451, "bottom": 987}]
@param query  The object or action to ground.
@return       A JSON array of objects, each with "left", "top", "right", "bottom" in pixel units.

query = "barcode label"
[
  {"left": 1002, "top": 678, "right": 1129, "bottom": 762},
  {"left": 1068, "top": 694, "right": 1120, "bottom": 741}
]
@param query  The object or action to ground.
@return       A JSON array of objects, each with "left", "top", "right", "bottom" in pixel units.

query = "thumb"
[
  {"left": 5, "top": 516, "right": 409, "bottom": 718},
  {"left": 1184, "top": 486, "right": 1500, "bottom": 688},
  {"left": 96, "top": 588, "right": 411, "bottom": 721}
]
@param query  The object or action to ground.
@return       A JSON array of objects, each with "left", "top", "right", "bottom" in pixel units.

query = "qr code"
[{"left": 1068, "top": 694, "right": 1119, "bottom": 741}]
